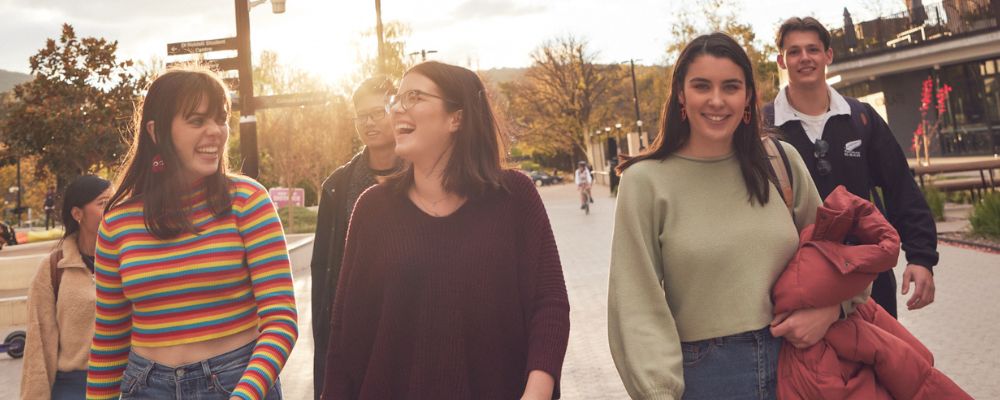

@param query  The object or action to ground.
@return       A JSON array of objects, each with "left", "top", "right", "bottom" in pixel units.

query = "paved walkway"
[{"left": 1, "top": 186, "right": 997, "bottom": 399}]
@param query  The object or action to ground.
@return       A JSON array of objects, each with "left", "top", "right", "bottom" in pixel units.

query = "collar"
[
  {"left": 774, "top": 85, "right": 851, "bottom": 126},
  {"left": 57, "top": 233, "right": 88, "bottom": 270}
]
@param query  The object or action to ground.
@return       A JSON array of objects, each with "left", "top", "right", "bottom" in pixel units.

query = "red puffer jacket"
[{"left": 773, "top": 186, "right": 970, "bottom": 400}]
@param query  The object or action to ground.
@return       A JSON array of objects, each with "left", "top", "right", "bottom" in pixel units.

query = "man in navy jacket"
[{"left": 765, "top": 17, "right": 939, "bottom": 319}]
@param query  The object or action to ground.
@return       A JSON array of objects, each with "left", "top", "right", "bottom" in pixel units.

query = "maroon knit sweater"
[{"left": 321, "top": 170, "right": 570, "bottom": 400}]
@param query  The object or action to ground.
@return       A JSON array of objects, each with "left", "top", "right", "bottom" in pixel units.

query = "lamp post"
[
  {"left": 409, "top": 49, "right": 439, "bottom": 62},
  {"left": 375, "top": 0, "right": 386, "bottom": 74},
  {"left": 235, "top": 0, "right": 285, "bottom": 179},
  {"left": 621, "top": 59, "right": 645, "bottom": 145}
]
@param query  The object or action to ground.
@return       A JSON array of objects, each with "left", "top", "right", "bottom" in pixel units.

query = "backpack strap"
[
  {"left": 842, "top": 97, "right": 889, "bottom": 213},
  {"left": 762, "top": 136, "right": 794, "bottom": 215},
  {"left": 49, "top": 249, "right": 64, "bottom": 302}
]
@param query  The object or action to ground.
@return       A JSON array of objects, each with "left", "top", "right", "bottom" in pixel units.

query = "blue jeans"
[
  {"left": 681, "top": 326, "right": 781, "bottom": 400},
  {"left": 52, "top": 370, "right": 86, "bottom": 400},
  {"left": 119, "top": 341, "right": 282, "bottom": 400}
]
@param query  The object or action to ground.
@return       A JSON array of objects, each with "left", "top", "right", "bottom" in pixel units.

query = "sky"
[{"left": 0, "top": 0, "right": 901, "bottom": 86}]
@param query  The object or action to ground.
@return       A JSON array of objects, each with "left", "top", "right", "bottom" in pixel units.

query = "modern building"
[{"left": 825, "top": 0, "right": 1000, "bottom": 156}]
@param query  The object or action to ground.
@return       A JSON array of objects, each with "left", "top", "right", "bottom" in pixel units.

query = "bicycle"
[{"left": 579, "top": 184, "right": 592, "bottom": 215}]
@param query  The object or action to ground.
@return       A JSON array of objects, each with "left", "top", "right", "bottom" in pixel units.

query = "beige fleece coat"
[{"left": 19, "top": 235, "right": 95, "bottom": 400}]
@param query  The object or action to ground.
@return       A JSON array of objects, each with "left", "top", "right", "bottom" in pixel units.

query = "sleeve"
[
  {"left": 86, "top": 217, "right": 133, "bottom": 400},
  {"left": 232, "top": 179, "right": 299, "bottom": 400},
  {"left": 20, "top": 257, "right": 59, "bottom": 400},
  {"left": 607, "top": 166, "right": 683, "bottom": 400},
  {"left": 519, "top": 178, "right": 571, "bottom": 388},
  {"left": 320, "top": 189, "right": 370, "bottom": 400},
  {"left": 865, "top": 104, "right": 939, "bottom": 271},
  {"left": 310, "top": 179, "right": 336, "bottom": 339},
  {"left": 784, "top": 142, "right": 868, "bottom": 317}
]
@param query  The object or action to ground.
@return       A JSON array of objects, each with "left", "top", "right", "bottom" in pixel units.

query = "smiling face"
[
  {"left": 354, "top": 93, "right": 395, "bottom": 151},
  {"left": 167, "top": 95, "right": 229, "bottom": 184},
  {"left": 678, "top": 54, "right": 749, "bottom": 148},
  {"left": 389, "top": 72, "right": 462, "bottom": 165},
  {"left": 778, "top": 30, "right": 834, "bottom": 88}
]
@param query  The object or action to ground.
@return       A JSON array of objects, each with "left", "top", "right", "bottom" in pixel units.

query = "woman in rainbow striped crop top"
[{"left": 85, "top": 68, "right": 298, "bottom": 400}]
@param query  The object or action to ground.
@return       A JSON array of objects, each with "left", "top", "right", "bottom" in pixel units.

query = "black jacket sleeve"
[
  {"left": 311, "top": 176, "right": 339, "bottom": 338},
  {"left": 864, "top": 104, "right": 939, "bottom": 271}
]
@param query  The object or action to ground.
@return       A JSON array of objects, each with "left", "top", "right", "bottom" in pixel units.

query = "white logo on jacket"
[{"left": 844, "top": 140, "right": 862, "bottom": 158}]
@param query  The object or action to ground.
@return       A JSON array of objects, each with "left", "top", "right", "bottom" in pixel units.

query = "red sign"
[{"left": 268, "top": 187, "right": 305, "bottom": 208}]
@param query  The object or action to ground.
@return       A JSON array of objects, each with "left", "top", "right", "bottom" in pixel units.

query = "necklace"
[{"left": 411, "top": 189, "right": 452, "bottom": 217}]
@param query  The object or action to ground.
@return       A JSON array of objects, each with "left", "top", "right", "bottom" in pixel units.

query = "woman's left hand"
[
  {"left": 770, "top": 304, "right": 840, "bottom": 348},
  {"left": 521, "top": 370, "right": 555, "bottom": 400}
]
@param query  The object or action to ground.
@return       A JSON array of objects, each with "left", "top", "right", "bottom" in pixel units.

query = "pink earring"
[{"left": 152, "top": 154, "right": 166, "bottom": 173}]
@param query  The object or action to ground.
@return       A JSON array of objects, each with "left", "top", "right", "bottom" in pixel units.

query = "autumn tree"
[
  {"left": 0, "top": 24, "right": 148, "bottom": 188},
  {"left": 253, "top": 51, "right": 354, "bottom": 206},
  {"left": 501, "top": 36, "right": 623, "bottom": 161},
  {"left": 667, "top": 0, "right": 780, "bottom": 101}
]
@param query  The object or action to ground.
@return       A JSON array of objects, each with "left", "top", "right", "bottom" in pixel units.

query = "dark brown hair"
[
  {"left": 106, "top": 67, "right": 233, "bottom": 239},
  {"left": 617, "top": 33, "right": 774, "bottom": 206},
  {"left": 351, "top": 75, "right": 395, "bottom": 106},
  {"left": 775, "top": 16, "right": 831, "bottom": 50},
  {"left": 385, "top": 61, "right": 508, "bottom": 198}
]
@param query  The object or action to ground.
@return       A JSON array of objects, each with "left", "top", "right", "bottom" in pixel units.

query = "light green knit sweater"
[{"left": 608, "top": 142, "right": 860, "bottom": 400}]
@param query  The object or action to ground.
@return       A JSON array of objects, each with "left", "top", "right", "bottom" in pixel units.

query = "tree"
[
  {"left": 501, "top": 36, "right": 623, "bottom": 161},
  {"left": 253, "top": 51, "right": 354, "bottom": 206},
  {"left": 666, "top": 0, "right": 779, "bottom": 101},
  {"left": 0, "top": 24, "right": 148, "bottom": 187}
]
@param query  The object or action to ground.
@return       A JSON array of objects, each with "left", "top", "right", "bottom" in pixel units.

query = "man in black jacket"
[
  {"left": 765, "top": 17, "right": 939, "bottom": 319},
  {"left": 311, "top": 76, "right": 400, "bottom": 399}
]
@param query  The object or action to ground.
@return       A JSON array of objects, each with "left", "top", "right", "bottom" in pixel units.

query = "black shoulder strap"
[{"left": 842, "top": 97, "right": 888, "bottom": 213}]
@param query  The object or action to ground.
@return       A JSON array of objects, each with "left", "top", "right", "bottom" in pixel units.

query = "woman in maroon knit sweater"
[{"left": 321, "top": 61, "right": 570, "bottom": 400}]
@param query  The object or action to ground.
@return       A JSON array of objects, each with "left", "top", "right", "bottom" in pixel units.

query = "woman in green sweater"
[{"left": 608, "top": 33, "right": 856, "bottom": 400}]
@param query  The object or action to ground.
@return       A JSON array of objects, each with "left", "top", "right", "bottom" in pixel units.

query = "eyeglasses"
[
  {"left": 352, "top": 108, "right": 388, "bottom": 125},
  {"left": 386, "top": 90, "right": 458, "bottom": 113},
  {"left": 814, "top": 139, "right": 832, "bottom": 176}
]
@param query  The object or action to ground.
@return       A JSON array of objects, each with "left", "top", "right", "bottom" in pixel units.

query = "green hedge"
[
  {"left": 971, "top": 192, "right": 1000, "bottom": 238},
  {"left": 277, "top": 206, "right": 318, "bottom": 234},
  {"left": 922, "top": 187, "right": 946, "bottom": 222}
]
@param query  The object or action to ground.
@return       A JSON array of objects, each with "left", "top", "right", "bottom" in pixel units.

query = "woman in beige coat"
[{"left": 20, "top": 175, "right": 110, "bottom": 400}]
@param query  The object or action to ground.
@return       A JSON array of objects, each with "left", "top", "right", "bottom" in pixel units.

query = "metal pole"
[
  {"left": 629, "top": 59, "right": 644, "bottom": 142},
  {"left": 375, "top": 0, "right": 386, "bottom": 74},
  {"left": 236, "top": 0, "right": 259, "bottom": 178},
  {"left": 15, "top": 158, "right": 21, "bottom": 226}
]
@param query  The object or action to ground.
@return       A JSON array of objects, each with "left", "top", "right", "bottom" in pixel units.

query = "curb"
[
  {"left": 287, "top": 235, "right": 315, "bottom": 251},
  {"left": 938, "top": 235, "right": 1000, "bottom": 254}
]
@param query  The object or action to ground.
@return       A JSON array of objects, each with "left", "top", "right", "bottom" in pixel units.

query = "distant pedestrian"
[
  {"left": 86, "top": 67, "right": 296, "bottom": 400},
  {"left": 322, "top": 61, "right": 570, "bottom": 399},
  {"left": 21, "top": 175, "right": 110, "bottom": 400},
  {"left": 43, "top": 187, "right": 55, "bottom": 230}
]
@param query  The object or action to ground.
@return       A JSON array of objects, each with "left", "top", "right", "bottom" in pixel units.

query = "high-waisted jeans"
[
  {"left": 681, "top": 326, "right": 782, "bottom": 400},
  {"left": 119, "top": 340, "right": 282, "bottom": 399}
]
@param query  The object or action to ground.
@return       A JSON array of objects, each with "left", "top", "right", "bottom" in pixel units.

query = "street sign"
[
  {"left": 167, "top": 37, "right": 238, "bottom": 55},
  {"left": 269, "top": 187, "right": 305, "bottom": 208},
  {"left": 254, "top": 92, "right": 331, "bottom": 110},
  {"left": 166, "top": 57, "right": 240, "bottom": 72}
]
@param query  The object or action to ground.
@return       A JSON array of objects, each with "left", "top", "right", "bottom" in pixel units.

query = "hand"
[
  {"left": 902, "top": 264, "right": 935, "bottom": 310},
  {"left": 770, "top": 304, "right": 840, "bottom": 349},
  {"left": 521, "top": 370, "right": 555, "bottom": 400}
]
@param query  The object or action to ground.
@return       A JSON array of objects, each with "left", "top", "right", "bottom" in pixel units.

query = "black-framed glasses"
[
  {"left": 352, "top": 108, "right": 388, "bottom": 125},
  {"left": 814, "top": 139, "right": 832, "bottom": 176},
  {"left": 386, "top": 90, "right": 458, "bottom": 113}
]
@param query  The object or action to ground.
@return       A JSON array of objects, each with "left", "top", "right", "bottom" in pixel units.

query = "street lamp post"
[
  {"left": 627, "top": 59, "right": 644, "bottom": 144},
  {"left": 375, "top": 0, "right": 386, "bottom": 74},
  {"left": 409, "top": 49, "right": 439, "bottom": 62},
  {"left": 235, "top": 0, "right": 284, "bottom": 179}
]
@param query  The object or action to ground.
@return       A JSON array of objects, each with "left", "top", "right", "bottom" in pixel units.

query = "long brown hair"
[
  {"left": 617, "top": 33, "right": 774, "bottom": 206},
  {"left": 385, "top": 61, "right": 508, "bottom": 198},
  {"left": 106, "top": 67, "right": 233, "bottom": 239}
]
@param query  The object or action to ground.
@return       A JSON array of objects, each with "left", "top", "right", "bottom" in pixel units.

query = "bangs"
[{"left": 174, "top": 74, "right": 230, "bottom": 120}]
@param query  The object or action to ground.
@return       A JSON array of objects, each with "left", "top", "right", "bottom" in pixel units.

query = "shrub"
[
  {"left": 277, "top": 206, "right": 318, "bottom": 234},
  {"left": 970, "top": 192, "right": 1000, "bottom": 238},
  {"left": 922, "top": 186, "right": 945, "bottom": 222}
]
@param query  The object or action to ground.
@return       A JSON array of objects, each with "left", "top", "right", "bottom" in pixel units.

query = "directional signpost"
[{"left": 166, "top": 37, "right": 238, "bottom": 55}]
